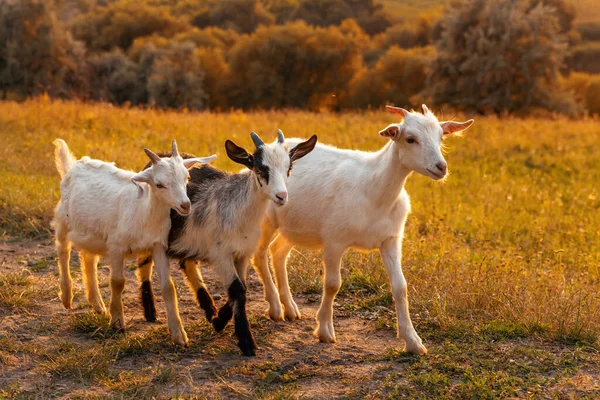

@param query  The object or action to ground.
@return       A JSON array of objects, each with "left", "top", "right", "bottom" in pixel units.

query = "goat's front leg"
[
  {"left": 252, "top": 219, "right": 284, "bottom": 321},
  {"left": 153, "top": 244, "right": 188, "bottom": 347},
  {"left": 315, "top": 244, "right": 344, "bottom": 343},
  {"left": 271, "top": 235, "right": 300, "bottom": 320},
  {"left": 180, "top": 259, "right": 217, "bottom": 322},
  {"left": 136, "top": 254, "right": 157, "bottom": 322},
  {"left": 212, "top": 258, "right": 257, "bottom": 356},
  {"left": 380, "top": 237, "right": 427, "bottom": 355},
  {"left": 108, "top": 252, "right": 126, "bottom": 330}
]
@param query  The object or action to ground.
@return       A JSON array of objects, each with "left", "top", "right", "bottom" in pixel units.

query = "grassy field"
[{"left": 0, "top": 99, "right": 599, "bottom": 398}]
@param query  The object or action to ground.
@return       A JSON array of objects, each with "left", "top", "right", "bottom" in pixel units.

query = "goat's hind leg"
[
  {"left": 80, "top": 250, "right": 105, "bottom": 314},
  {"left": 55, "top": 221, "right": 73, "bottom": 310},
  {"left": 181, "top": 259, "right": 217, "bottom": 322},
  {"left": 108, "top": 253, "right": 126, "bottom": 331},
  {"left": 136, "top": 254, "right": 157, "bottom": 322}
]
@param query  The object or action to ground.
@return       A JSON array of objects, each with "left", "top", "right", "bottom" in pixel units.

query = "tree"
[
  {"left": 191, "top": 0, "right": 274, "bottom": 33},
  {"left": 71, "top": 1, "right": 186, "bottom": 52},
  {"left": 146, "top": 42, "right": 207, "bottom": 110},
  {"left": 0, "top": 0, "right": 79, "bottom": 97},
  {"left": 428, "top": 0, "right": 574, "bottom": 114},
  {"left": 226, "top": 21, "right": 363, "bottom": 110},
  {"left": 341, "top": 46, "right": 434, "bottom": 109}
]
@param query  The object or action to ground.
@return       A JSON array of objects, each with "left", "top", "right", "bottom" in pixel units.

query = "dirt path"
[{"left": 1, "top": 239, "right": 599, "bottom": 399}]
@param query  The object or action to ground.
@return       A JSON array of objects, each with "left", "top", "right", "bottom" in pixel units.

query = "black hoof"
[
  {"left": 239, "top": 336, "right": 257, "bottom": 357},
  {"left": 212, "top": 316, "right": 229, "bottom": 332},
  {"left": 144, "top": 308, "right": 157, "bottom": 323},
  {"left": 205, "top": 305, "right": 218, "bottom": 322}
]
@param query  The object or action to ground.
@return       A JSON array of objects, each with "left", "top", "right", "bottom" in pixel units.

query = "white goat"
[
  {"left": 135, "top": 131, "right": 317, "bottom": 356},
  {"left": 252, "top": 105, "right": 474, "bottom": 354},
  {"left": 53, "top": 139, "right": 215, "bottom": 346}
]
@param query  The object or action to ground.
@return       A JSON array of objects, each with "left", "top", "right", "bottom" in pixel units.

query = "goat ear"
[
  {"left": 131, "top": 169, "right": 153, "bottom": 198},
  {"left": 289, "top": 135, "right": 317, "bottom": 162},
  {"left": 379, "top": 124, "right": 401, "bottom": 140},
  {"left": 440, "top": 119, "right": 474, "bottom": 135},
  {"left": 386, "top": 105, "right": 409, "bottom": 118},
  {"left": 225, "top": 140, "right": 254, "bottom": 169},
  {"left": 182, "top": 154, "right": 217, "bottom": 169}
]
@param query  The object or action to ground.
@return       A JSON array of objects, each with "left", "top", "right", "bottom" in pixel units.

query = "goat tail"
[{"left": 53, "top": 139, "right": 76, "bottom": 178}]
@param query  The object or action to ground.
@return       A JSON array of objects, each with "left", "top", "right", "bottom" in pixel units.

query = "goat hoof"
[
  {"left": 172, "top": 331, "right": 189, "bottom": 347},
  {"left": 144, "top": 308, "right": 158, "bottom": 323},
  {"left": 110, "top": 316, "right": 126, "bottom": 332},
  {"left": 205, "top": 306, "right": 218, "bottom": 323},
  {"left": 404, "top": 339, "right": 427, "bottom": 355},
  {"left": 212, "top": 317, "right": 229, "bottom": 332},
  {"left": 239, "top": 337, "right": 257, "bottom": 357},
  {"left": 283, "top": 301, "right": 301, "bottom": 320},
  {"left": 60, "top": 292, "right": 72, "bottom": 310},
  {"left": 92, "top": 302, "right": 106, "bottom": 315},
  {"left": 315, "top": 326, "right": 336, "bottom": 343}
]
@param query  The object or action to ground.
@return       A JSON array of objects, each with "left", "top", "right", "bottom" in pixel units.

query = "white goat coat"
[
  {"left": 265, "top": 139, "right": 410, "bottom": 251},
  {"left": 55, "top": 157, "right": 169, "bottom": 257}
]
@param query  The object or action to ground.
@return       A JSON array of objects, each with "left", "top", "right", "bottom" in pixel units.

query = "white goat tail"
[{"left": 53, "top": 139, "right": 76, "bottom": 178}]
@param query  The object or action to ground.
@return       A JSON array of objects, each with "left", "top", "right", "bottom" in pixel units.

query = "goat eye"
[
  {"left": 156, "top": 183, "right": 165, "bottom": 189},
  {"left": 406, "top": 138, "right": 416, "bottom": 144}
]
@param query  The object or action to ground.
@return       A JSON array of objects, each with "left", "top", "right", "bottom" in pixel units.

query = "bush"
[
  {"left": 428, "top": 0, "right": 574, "bottom": 115},
  {"left": 226, "top": 21, "right": 362, "bottom": 110},
  {"left": 191, "top": 0, "right": 274, "bottom": 33},
  {"left": 566, "top": 42, "right": 600, "bottom": 74},
  {"left": 561, "top": 72, "right": 600, "bottom": 116},
  {"left": 341, "top": 46, "right": 434, "bottom": 109},
  {"left": 71, "top": 1, "right": 186, "bottom": 52},
  {"left": 0, "top": 0, "right": 80, "bottom": 98},
  {"left": 576, "top": 22, "right": 600, "bottom": 42},
  {"left": 147, "top": 43, "right": 207, "bottom": 110}
]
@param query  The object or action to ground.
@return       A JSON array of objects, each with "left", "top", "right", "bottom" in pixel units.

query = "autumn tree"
[
  {"left": 428, "top": 0, "right": 575, "bottom": 114},
  {"left": 0, "top": 0, "right": 80, "bottom": 98},
  {"left": 226, "top": 21, "right": 362, "bottom": 110},
  {"left": 71, "top": 1, "right": 186, "bottom": 52}
]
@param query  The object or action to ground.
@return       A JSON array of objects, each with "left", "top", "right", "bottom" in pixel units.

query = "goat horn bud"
[{"left": 250, "top": 131, "right": 264, "bottom": 148}]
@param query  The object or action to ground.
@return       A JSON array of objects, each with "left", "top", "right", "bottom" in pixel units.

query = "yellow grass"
[{"left": 0, "top": 98, "right": 599, "bottom": 348}]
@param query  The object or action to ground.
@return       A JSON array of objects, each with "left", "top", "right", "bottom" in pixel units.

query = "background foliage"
[{"left": 0, "top": 0, "right": 599, "bottom": 115}]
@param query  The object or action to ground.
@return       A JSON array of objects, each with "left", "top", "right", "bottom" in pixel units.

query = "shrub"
[
  {"left": 428, "top": 0, "right": 574, "bottom": 115},
  {"left": 71, "top": 1, "right": 186, "bottom": 52}
]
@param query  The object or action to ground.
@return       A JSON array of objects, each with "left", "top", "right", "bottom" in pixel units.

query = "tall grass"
[{"left": 0, "top": 98, "right": 598, "bottom": 345}]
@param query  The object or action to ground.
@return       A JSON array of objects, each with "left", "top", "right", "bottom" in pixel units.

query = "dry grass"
[{"left": 0, "top": 98, "right": 599, "bottom": 398}]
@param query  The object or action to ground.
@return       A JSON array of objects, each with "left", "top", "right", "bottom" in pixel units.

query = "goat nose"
[
  {"left": 276, "top": 192, "right": 288, "bottom": 202},
  {"left": 436, "top": 162, "right": 447, "bottom": 174},
  {"left": 180, "top": 201, "right": 191, "bottom": 212}
]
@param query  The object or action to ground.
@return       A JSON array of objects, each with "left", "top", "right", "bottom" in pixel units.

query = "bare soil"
[{"left": 0, "top": 239, "right": 598, "bottom": 399}]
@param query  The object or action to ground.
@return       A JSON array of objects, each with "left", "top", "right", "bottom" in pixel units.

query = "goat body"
[{"left": 253, "top": 105, "right": 474, "bottom": 355}]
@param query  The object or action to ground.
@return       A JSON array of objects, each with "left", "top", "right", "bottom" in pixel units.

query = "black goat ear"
[
  {"left": 225, "top": 140, "right": 254, "bottom": 169},
  {"left": 290, "top": 135, "right": 317, "bottom": 162}
]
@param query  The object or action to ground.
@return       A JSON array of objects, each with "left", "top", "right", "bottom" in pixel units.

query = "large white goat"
[
  {"left": 135, "top": 131, "right": 317, "bottom": 356},
  {"left": 53, "top": 139, "right": 215, "bottom": 346},
  {"left": 252, "top": 105, "right": 474, "bottom": 354}
]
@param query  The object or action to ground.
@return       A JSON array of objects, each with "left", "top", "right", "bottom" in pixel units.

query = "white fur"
[
  {"left": 52, "top": 139, "right": 215, "bottom": 346},
  {"left": 252, "top": 105, "right": 474, "bottom": 355}
]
